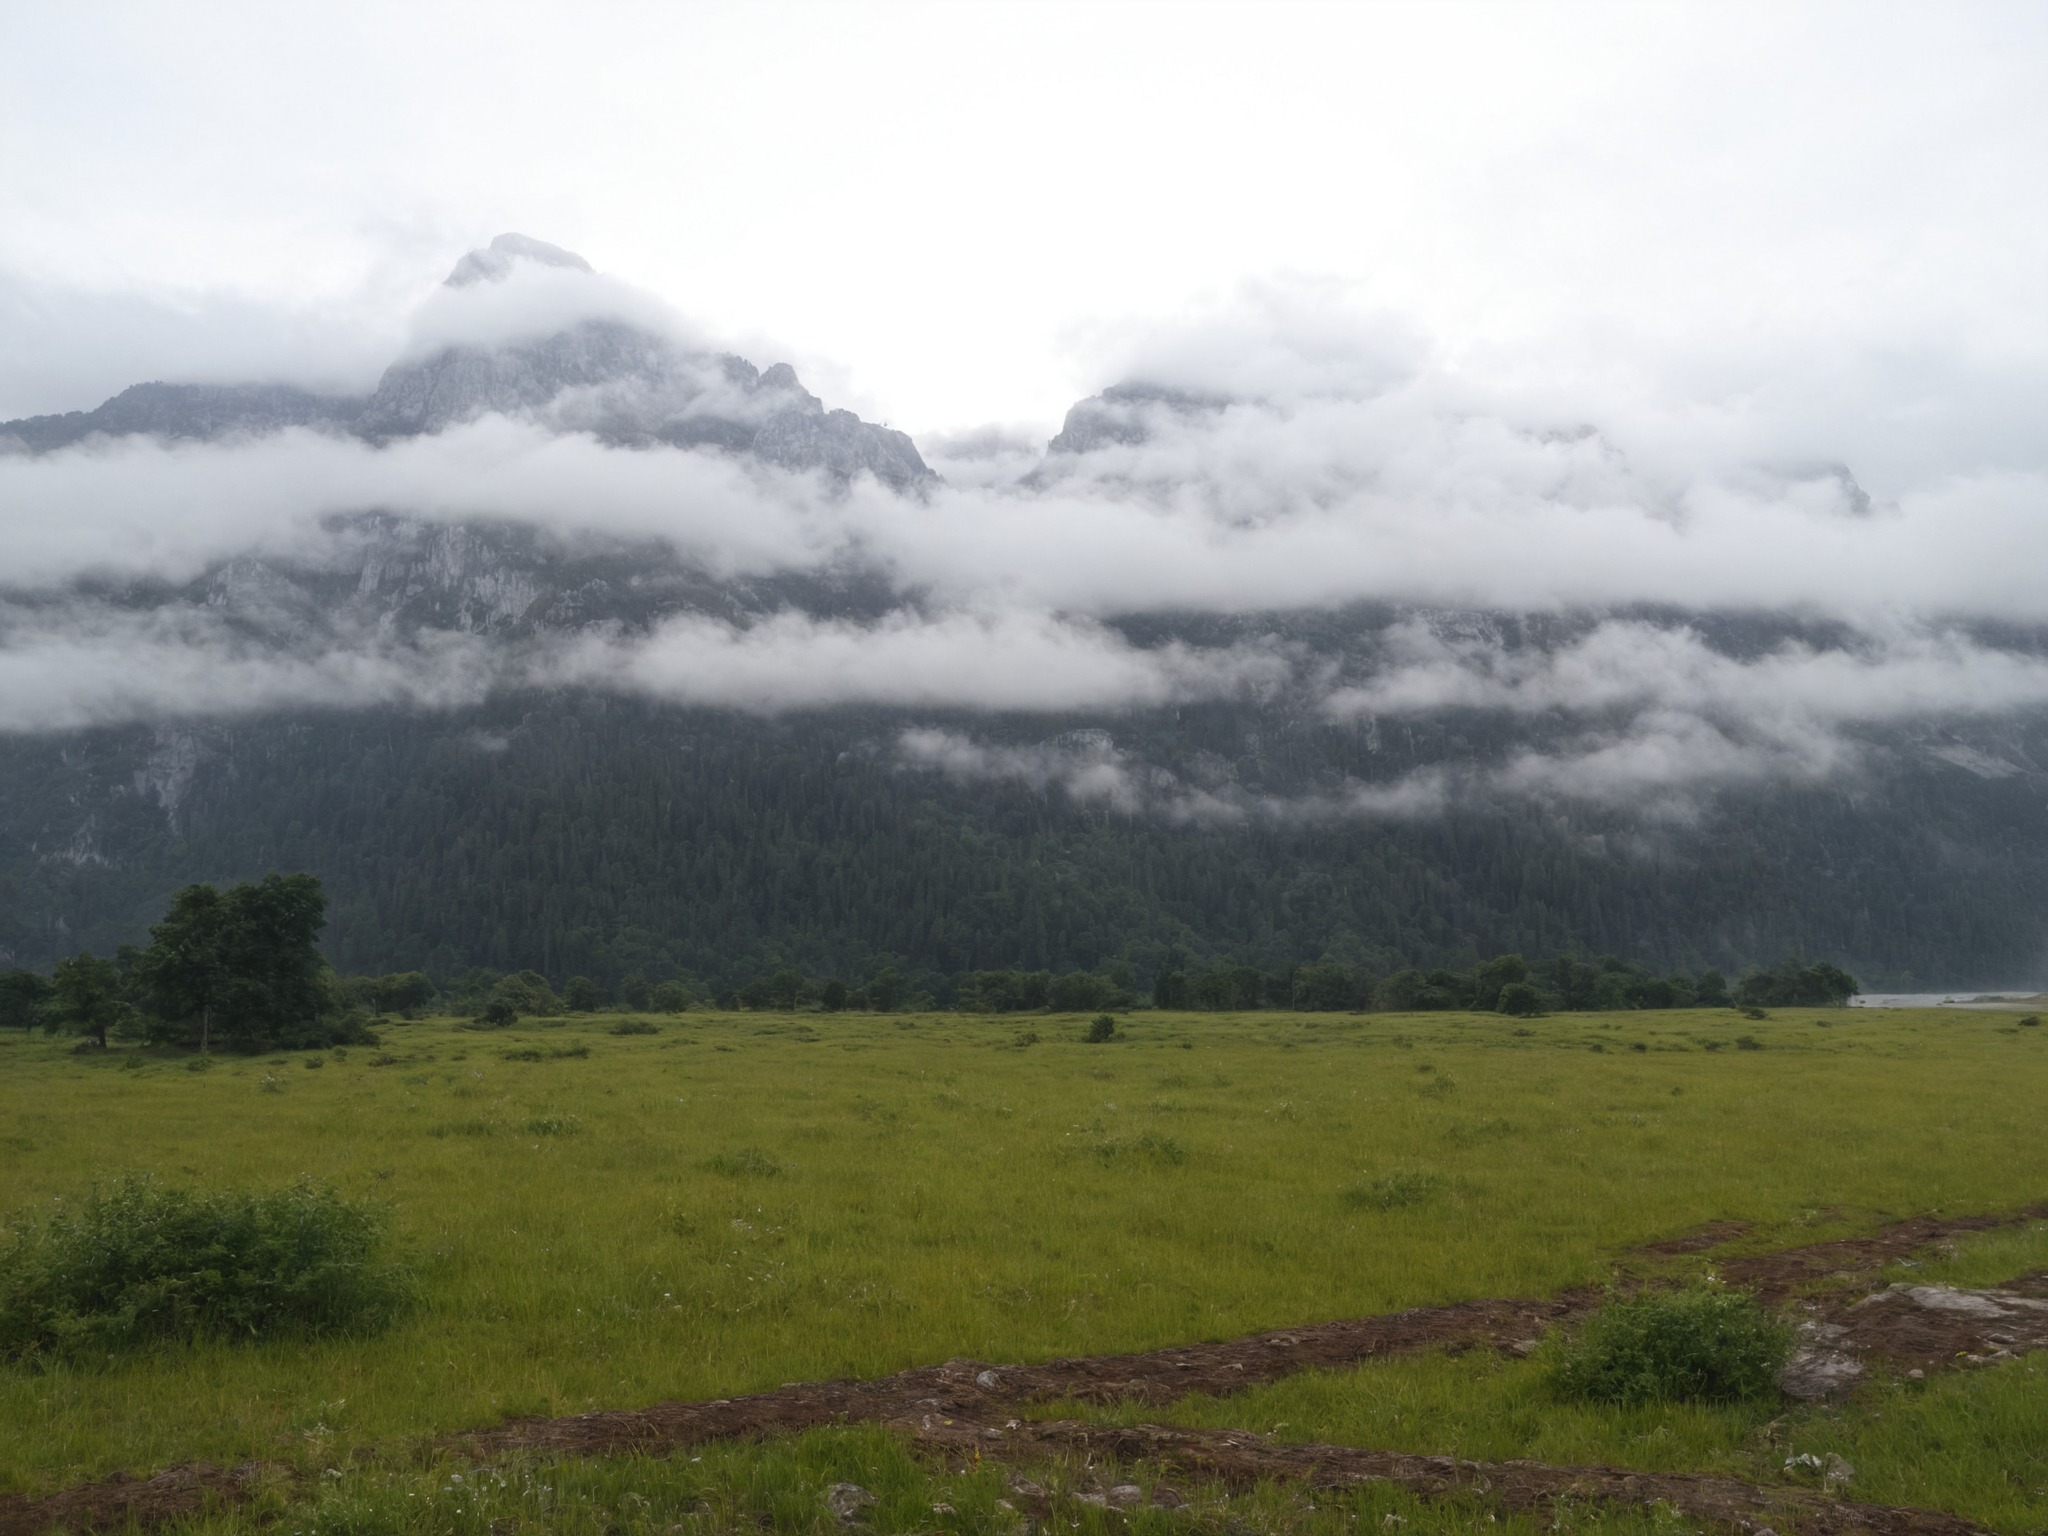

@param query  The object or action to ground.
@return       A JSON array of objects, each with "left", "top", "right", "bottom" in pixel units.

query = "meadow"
[{"left": 1, "top": 1004, "right": 2045, "bottom": 1531}]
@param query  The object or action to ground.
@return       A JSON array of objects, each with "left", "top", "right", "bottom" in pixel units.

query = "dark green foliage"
[
  {"left": 1469, "top": 953, "right": 1529, "bottom": 1010},
  {"left": 650, "top": 980, "right": 696, "bottom": 1013},
  {"left": 48, "top": 953, "right": 130, "bottom": 1048},
  {"left": 562, "top": 975, "right": 605, "bottom": 1011},
  {"left": 1736, "top": 959, "right": 1858, "bottom": 1007},
  {"left": 1152, "top": 970, "right": 1189, "bottom": 1008},
  {"left": 2020, "top": 1014, "right": 2040, "bottom": 1027},
  {"left": 1694, "top": 969, "right": 1731, "bottom": 1006},
  {"left": 135, "top": 875, "right": 331, "bottom": 1050},
  {"left": 608, "top": 1019, "right": 660, "bottom": 1035},
  {"left": 1085, "top": 1014, "right": 1118, "bottom": 1042},
  {"left": 1192, "top": 964, "right": 1267, "bottom": 1010},
  {"left": 480, "top": 998, "right": 517, "bottom": 1026},
  {"left": 0, "top": 1175, "right": 412, "bottom": 1365},
  {"left": 1049, "top": 971, "right": 1118, "bottom": 1012},
  {"left": 1549, "top": 1285, "right": 1792, "bottom": 1405},
  {"left": 372, "top": 971, "right": 435, "bottom": 1017},
  {"left": 1291, "top": 962, "right": 1368, "bottom": 1010},
  {"left": 0, "top": 968, "right": 51, "bottom": 1031},
  {"left": 489, "top": 971, "right": 559, "bottom": 1018},
  {"left": 819, "top": 979, "right": 848, "bottom": 1011},
  {"left": 866, "top": 966, "right": 908, "bottom": 1013},
  {"left": 736, "top": 969, "right": 803, "bottom": 1010},
  {"left": 1496, "top": 980, "right": 1546, "bottom": 1016}
]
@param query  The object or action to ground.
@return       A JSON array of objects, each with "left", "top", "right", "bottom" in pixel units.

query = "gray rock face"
[
  {"left": 0, "top": 382, "right": 367, "bottom": 453},
  {"left": 0, "top": 236, "right": 933, "bottom": 490},
  {"left": 1046, "top": 381, "right": 1229, "bottom": 455},
  {"left": 444, "top": 232, "right": 595, "bottom": 287}
]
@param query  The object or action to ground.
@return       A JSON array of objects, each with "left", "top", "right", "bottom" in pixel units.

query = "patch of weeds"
[
  {"left": 1417, "top": 1074, "right": 1457, "bottom": 1097},
  {"left": 704, "top": 1147, "right": 783, "bottom": 1178},
  {"left": 1548, "top": 1283, "right": 1791, "bottom": 1405},
  {"left": 1735, "top": 1035, "right": 1764, "bottom": 1051},
  {"left": 1011, "top": 1029, "right": 1040, "bottom": 1048},
  {"left": 1740, "top": 1006, "right": 1770, "bottom": 1020},
  {"left": 1629, "top": 1041, "right": 1649, "bottom": 1052},
  {"left": 502, "top": 1044, "right": 590, "bottom": 1062},
  {"left": 1085, "top": 1015, "right": 1118, "bottom": 1043},
  {"left": 608, "top": 1020, "right": 661, "bottom": 1036},
  {"left": 525, "top": 1115, "right": 582, "bottom": 1137},
  {"left": 259, "top": 1072, "right": 286, "bottom": 1093},
  {"left": 184, "top": 1057, "right": 213, "bottom": 1072},
  {"left": 1088, "top": 1132, "right": 1187, "bottom": 1166},
  {"left": 303, "top": 1057, "right": 325, "bottom": 1070},
  {"left": 2019, "top": 1014, "right": 2040, "bottom": 1027},
  {"left": 0, "top": 1174, "right": 413, "bottom": 1364},
  {"left": 1341, "top": 1169, "right": 1444, "bottom": 1210},
  {"left": 429, "top": 1119, "right": 497, "bottom": 1138},
  {"left": 368, "top": 1052, "right": 401, "bottom": 1066},
  {"left": 1443, "top": 1117, "right": 1517, "bottom": 1145}
]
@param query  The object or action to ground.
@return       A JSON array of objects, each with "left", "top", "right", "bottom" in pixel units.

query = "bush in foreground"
[
  {"left": 1549, "top": 1284, "right": 1791, "bottom": 1405},
  {"left": 0, "top": 1174, "right": 413, "bottom": 1365}
]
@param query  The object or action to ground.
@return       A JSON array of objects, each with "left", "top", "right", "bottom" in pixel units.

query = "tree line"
[
  {"left": 0, "top": 870, "right": 1861, "bottom": 1045},
  {"left": 0, "top": 874, "right": 373, "bottom": 1051}
]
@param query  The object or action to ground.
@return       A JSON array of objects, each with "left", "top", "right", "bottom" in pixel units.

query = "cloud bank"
[{"left": 5, "top": 274, "right": 2048, "bottom": 828}]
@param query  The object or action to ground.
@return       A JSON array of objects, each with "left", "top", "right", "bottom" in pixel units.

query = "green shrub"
[
  {"left": 1496, "top": 981, "right": 1547, "bottom": 1016},
  {"left": 0, "top": 1175, "right": 412, "bottom": 1365},
  {"left": 1085, "top": 1014, "right": 1118, "bottom": 1043},
  {"left": 608, "top": 1020, "right": 660, "bottom": 1036},
  {"left": 1549, "top": 1284, "right": 1791, "bottom": 1405}
]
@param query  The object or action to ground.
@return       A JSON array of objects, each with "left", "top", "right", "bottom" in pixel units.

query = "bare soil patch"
[{"left": 914, "top": 1418, "right": 1991, "bottom": 1536}]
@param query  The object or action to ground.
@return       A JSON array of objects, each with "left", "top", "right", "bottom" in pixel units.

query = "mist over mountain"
[{"left": 4, "top": 236, "right": 2047, "bottom": 990}]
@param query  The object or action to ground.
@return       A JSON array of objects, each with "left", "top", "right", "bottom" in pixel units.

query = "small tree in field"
[{"left": 49, "top": 954, "right": 129, "bottom": 1048}]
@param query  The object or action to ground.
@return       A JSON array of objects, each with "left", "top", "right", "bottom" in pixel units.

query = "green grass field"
[{"left": 2, "top": 1004, "right": 2045, "bottom": 1529}]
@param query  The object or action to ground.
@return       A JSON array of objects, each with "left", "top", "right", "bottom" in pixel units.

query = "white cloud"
[{"left": 549, "top": 610, "right": 1291, "bottom": 714}]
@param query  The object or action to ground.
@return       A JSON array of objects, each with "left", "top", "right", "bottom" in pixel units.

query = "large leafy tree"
[
  {"left": 48, "top": 954, "right": 129, "bottom": 1048},
  {"left": 0, "top": 968, "right": 52, "bottom": 1032},
  {"left": 138, "top": 874, "right": 330, "bottom": 1050}
]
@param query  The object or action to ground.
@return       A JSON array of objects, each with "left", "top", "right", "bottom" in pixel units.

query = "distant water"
[{"left": 1851, "top": 991, "right": 2042, "bottom": 1009}]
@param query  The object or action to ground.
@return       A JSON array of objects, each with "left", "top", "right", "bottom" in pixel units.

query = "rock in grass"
[{"left": 825, "top": 1483, "right": 876, "bottom": 1523}]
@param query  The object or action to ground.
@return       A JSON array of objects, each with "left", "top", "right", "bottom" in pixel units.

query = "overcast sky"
[
  {"left": 8, "top": 0, "right": 2048, "bottom": 815},
  {"left": 5, "top": 0, "right": 2046, "bottom": 442}
]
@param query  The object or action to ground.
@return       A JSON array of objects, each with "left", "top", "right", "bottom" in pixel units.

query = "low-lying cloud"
[{"left": 7, "top": 275, "right": 2048, "bottom": 828}]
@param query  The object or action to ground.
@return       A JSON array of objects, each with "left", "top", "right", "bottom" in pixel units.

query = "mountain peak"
[{"left": 444, "top": 233, "right": 595, "bottom": 288}]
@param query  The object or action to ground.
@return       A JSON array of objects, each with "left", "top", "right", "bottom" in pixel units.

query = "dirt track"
[
  {"left": 920, "top": 1419, "right": 1992, "bottom": 1536},
  {"left": 5, "top": 1206, "right": 2042, "bottom": 1536}
]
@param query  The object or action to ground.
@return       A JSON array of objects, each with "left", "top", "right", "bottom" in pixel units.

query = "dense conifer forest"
[{"left": 3, "top": 695, "right": 2041, "bottom": 993}]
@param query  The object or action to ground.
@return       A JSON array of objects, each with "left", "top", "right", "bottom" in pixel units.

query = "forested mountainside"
[
  {"left": 6, "top": 232, "right": 2047, "bottom": 993},
  {"left": 5, "top": 691, "right": 2044, "bottom": 991}
]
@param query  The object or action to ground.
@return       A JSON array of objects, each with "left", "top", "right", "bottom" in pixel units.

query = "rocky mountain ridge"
[{"left": 0, "top": 234, "right": 932, "bottom": 489}]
